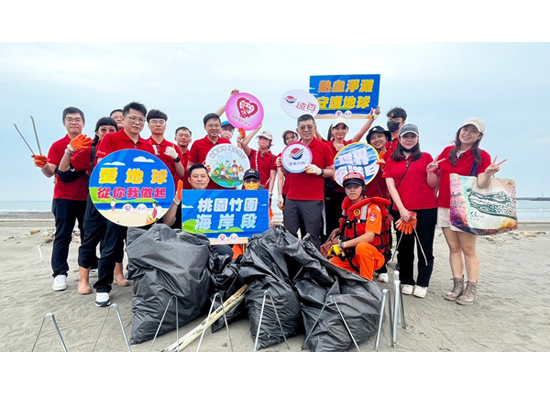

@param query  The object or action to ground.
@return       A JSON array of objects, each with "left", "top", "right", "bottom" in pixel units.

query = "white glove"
[
  {"left": 165, "top": 146, "right": 178, "bottom": 159},
  {"left": 305, "top": 164, "right": 322, "bottom": 175}
]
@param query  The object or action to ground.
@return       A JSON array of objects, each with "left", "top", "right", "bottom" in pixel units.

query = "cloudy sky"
[{"left": 1, "top": 5, "right": 549, "bottom": 203}]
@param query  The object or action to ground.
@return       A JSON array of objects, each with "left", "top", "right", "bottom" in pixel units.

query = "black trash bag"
[
  {"left": 290, "top": 236, "right": 382, "bottom": 352},
  {"left": 209, "top": 255, "right": 247, "bottom": 333},
  {"left": 238, "top": 226, "right": 303, "bottom": 350},
  {"left": 126, "top": 224, "right": 211, "bottom": 345}
]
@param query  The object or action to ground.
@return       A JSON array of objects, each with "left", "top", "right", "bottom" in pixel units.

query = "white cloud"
[
  {"left": 133, "top": 156, "right": 155, "bottom": 163},
  {"left": 103, "top": 161, "right": 126, "bottom": 166}
]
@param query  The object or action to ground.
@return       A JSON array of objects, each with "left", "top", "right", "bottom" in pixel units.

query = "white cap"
[
  {"left": 256, "top": 130, "right": 273, "bottom": 140},
  {"left": 331, "top": 118, "right": 349, "bottom": 128}
]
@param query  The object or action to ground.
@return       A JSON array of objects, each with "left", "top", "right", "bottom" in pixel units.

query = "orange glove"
[
  {"left": 375, "top": 158, "right": 386, "bottom": 169},
  {"left": 176, "top": 180, "right": 183, "bottom": 202},
  {"left": 32, "top": 154, "right": 48, "bottom": 168},
  {"left": 68, "top": 134, "right": 93, "bottom": 152},
  {"left": 238, "top": 128, "right": 246, "bottom": 139}
]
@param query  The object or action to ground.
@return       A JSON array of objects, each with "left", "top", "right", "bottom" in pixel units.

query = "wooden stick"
[{"left": 163, "top": 284, "right": 248, "bottom": 352}]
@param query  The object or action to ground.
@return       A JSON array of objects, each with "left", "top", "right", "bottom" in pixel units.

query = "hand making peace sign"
[
  {"left": 483, "top": 155, "right": 507, "bottom": 177},
  {"left": 427, "top": 158, "right": 446, "bottom": 173}
]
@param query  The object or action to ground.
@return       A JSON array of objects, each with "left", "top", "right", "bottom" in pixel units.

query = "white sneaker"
[
  {"left": 413, "top": 286, "right": 427, "bottom": 298},
  {"left": 52, "top": 275, "right": 67, "bottom": 291},
  {"left": 90, "top": 269, "right": 98, "bottom": 277},
  {"left": 401, "top": 284, "right": 414, "bottom": 295},
  {"left": 377, "top": 273, "right": 389, "bottom": 283},
  {"left": 95, "top": 292, "right": 111, "bottom": 307}
]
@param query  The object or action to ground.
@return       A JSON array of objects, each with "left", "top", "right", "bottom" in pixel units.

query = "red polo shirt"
[
  {"left": 178, "top": 149, "right": 192, "bottom": 190},
  {"left": 147, "top": 137, "right": 183, "bottom": 187},
  {"left": 47, "top": 135, "right": 88, "bottom": 201},
  {"left": 286, "top": 138, "right": 334, "bottom": 201},
  {"left": 384, "top": 137, "right": 399, "bottom": 157},
  {"left": 188, "top": 135, "right": 232, "bottom": 189},
  {"left": 322, "top": 138, "right": 352, "bottom": 194},
  {"left": 95, "top": 130, "right": 155, "bottom": 159},
  {"left": 248, "top": 149, "right": 277, "bottom": 187},
  {"left": 70, "top": 146, "right": 93, "bottom": 174},
  {"left": 365, "top": 168, "right": 389, "bottom": 199},
  {"left": 383, "top": 153, "right": 437, "bottom": 211},
  {"left": 436, "top": 145, "right": 492, "bottom": 208}
]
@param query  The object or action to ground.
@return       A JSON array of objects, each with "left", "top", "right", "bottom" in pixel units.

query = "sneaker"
[
  {"left": 401, "top": 284, "right": 414, "bottom": 295},
  {"left": 95, "top": 292, "right": 111, "bottom": 307},
  {"left": 413, "top": 286, "right": 427, "bottom": 298},
  {"left": 377, "top": 273, "right": 389, "bottom": 283},
  {"left": 90, "top": 269, "right": 98, "bottom": 277},
  {"left": 52, "top": 275, "right": 67, "bottom": 291}
]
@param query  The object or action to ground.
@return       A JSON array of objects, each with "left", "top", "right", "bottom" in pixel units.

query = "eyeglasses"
[
  {"left": 127, "top": 115, "right": 146, "bottom": 124},
  {"left": 298, "top": 125, "right": 314, "bottom": 131},
  {"left": 149, "top": 119, "right": 166, "bottom": 125},
  {"left": 65, "top": 117, "right": 83, "bottom": 124}
]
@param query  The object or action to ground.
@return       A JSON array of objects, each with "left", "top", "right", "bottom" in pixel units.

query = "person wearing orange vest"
[{"left": 325, "top": 172, "right": 389, "bottom": 281}]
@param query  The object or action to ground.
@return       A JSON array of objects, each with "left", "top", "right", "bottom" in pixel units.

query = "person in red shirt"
[
  {"left": 110, "top": 109, "right": 124, "bottom": 131},
  {"left": 174, "top": 126, "right": 193, "bottom": 190},
  {"left": 430, "top": 118, "right": 505, "bottom": 305},
  {"left": 383, "top": 124, "right": 438, "bottom": 298},
  {"left": 240, "top": 127, "right": 277, "bottom": 197},
  {"left": 279, "top": 114, "right": 335, "bottom": 250},
  {"left": 187, "top": 113, "right": 232, "bottom": 190},
  {"left": 146, "top": 109, "right": 185, "bottom": 187},
  {"left": 276, "top": 130, "right": 299, "bottom": 211},
  {"left": 32, "top": 107, "right": 89, "bottom": 292},
  {"left": 384, "top": 107, "right": 407, "bottom": 157},
  {"left": 93, "top": 102, "right": 156, "bottom": 307},
  {"left": 325, "top": 172, "right": 387, "bottom": 281}
]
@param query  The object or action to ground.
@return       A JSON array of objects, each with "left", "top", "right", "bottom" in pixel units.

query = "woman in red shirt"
[
  {"left": 431, "top": 118, "right": 505, "bottom": 305},
  {"left": 383, "top": 124, "right": 438, "bottom": 298}
]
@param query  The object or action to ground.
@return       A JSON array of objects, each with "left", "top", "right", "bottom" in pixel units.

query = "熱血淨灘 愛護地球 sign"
[
  {"left": 180, "top": 189, "right": 270, "bottom": 243},
  {"left": 309, "top": 74, "right": 380, "bottom": 119},
  {"left": 89, "top": 149, "right": 175, "bottom": 227}
]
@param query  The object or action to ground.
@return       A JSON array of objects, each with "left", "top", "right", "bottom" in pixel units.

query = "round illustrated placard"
[
  {"left": 205, "top": 144, "right": 250, "bottom": 188},
  {"left": 333, "top": 143, "right": 380, "bottom": 186},
  {"left": 281, "top": 142, "right": 313, "bottom": 173},
  {"left": 225, "top": 92, "right": 264, "bottom": 131},
  {"left": 89, "top": 149, "right": 175, "bottom": 227},
  {"left": 280, "top": 89, "right": 320, "bottom": 119}
]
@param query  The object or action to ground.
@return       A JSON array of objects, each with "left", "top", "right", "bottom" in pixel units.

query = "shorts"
[{"left": 437, "top": 207, "right": 463, "bottom": 232}]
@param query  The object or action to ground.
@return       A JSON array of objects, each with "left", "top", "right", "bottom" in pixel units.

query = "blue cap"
[{"left": 221, "top": 121, "right": 233, "bottom": 128}]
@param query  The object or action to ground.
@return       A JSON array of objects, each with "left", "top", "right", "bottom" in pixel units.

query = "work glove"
[
  {"left": 305, "top": 164, "right": 322, "bottom": 175},
  {"left": 165, "top": 146, "right": 178, "bottom": 160},
  {"left": 67, "top": 134, "right": 93, "bottom": 152},
  {"left": 32, "top": 154, "right": 48, "bottom": 168}
]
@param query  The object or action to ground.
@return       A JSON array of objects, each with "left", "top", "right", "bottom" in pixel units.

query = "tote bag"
[{"left": 449, "top": 173, "right": 518, "bottom": 235}]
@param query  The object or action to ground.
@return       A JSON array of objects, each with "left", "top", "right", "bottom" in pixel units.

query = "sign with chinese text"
[
  {"left": 181, "top": 189, "right": 270, "bottom": 242},
  {"left": 281, "top": 142, "right": 313, "bottom": 173},
  {"left": 333, "top": 143, "right": 379, "bottom": 186},
  {"left": 89, "top": 149, "right": 175, "bottom": 227},
  {"left": 225, "top": 92, "right": 264, "bottom": 131},
  {"left": 205, "top": 145, "right": 250, "bottom": 188},
  {"left": 280, "top": 89, "right": 320, "bottom": 118},
  {"left": 309, "top": 74, "right": 380, "bottom": 119}
]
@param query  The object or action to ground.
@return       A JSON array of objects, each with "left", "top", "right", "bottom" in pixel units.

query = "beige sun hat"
[{"left": 458, "top": 118, "right": 486, "bottom": 134}]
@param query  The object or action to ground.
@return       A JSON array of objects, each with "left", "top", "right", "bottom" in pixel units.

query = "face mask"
[
  {"left": 244, "top": 182, "right": 259, "bottom": 190},
  {"left": 387, "top": 121, "right": 400, "bottom": 133},
  {"left": 401, "top": 144, "right": 418, "bottom": 153}
]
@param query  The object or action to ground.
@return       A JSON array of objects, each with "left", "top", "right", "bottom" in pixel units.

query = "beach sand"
[{"left": 1, "top": 215, "right": 549, "bottom": 353}]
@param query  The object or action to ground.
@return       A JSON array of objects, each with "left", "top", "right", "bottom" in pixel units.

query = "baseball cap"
[
  {"left": 221, "top": 121, "right": 233, "bottom": 128},
  {"left": 342, "top": 171, "right": 365, "bottom": 187},
  {"left": 458, "top": 117, "right": 486, "bottom": 134},
  {"left": 399, "top": 124, "right": 419, "bottom": 137},
  {"left": 366, "top": 125, "right": 391, "bottom": 144},
  {"left": 243, "top": 168, "right": 261, "bottom": 181},
  {"left": 331, "top": 118, "right": 349, "bottom": 129},
  {"left": 256, "top": 130, "right": 273, "bottom": 140}
]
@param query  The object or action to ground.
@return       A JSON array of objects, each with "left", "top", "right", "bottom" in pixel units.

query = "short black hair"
[
  {"left": 94, "top": 117, "right": 118, "bottom": 133},
  {"left": 386, "top": 107, "right": 407, "bottom": 121},
  {"left": 147, "top": 109, "right": 168, "bottom": 122},
  {"left": 297, "top": 113, "right": 315, "bottom": 126},
  {"left": 62, "top": 107, "right": 85, "bottom": 123},
  {"left": 203, "top": 113, "right": 221, "bottom": 126},
  {"left": 175, "top": 126, "right": 192, "bottom": 137},
  {"left": 122, "top": 102, "right": 147, "bottom": 117},
  {"left": 110, "top": 109, "right": 123, "bottom": 117},
  {"left": 188, "top": 163, "right": 209, "bottom": 177}
]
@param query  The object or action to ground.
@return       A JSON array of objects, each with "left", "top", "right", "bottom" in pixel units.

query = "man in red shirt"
[
  {"left": 240, "top": 128, "right": 277, "bottom": 197},
  {"left": 174, "top": 126, "right": 193, "bottom": 190},
  {"left": 93, "top": 102, "right": 156, "bottom": 307},
  {"left": 187, "top": 113, "right": 232, "bottom": 189},
  {"left": 32, "top": 107, "right": 89, "bottom": 292},
  {"left": 146, "top": 109, "right": 185, "bottom": 187},
  {"left": 279, "top": 114, "right": 335, "bottom": 250}
]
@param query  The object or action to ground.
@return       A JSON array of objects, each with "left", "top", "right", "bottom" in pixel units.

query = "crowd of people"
[{"left": 32, "top": 96, "right": 504, "bottom": 308}]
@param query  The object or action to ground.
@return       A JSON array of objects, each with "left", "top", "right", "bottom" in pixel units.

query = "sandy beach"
[{"left": 1, "top": 212, "right": 549, "bottom": 354}]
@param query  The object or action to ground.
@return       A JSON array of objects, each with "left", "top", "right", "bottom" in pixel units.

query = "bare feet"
[
  {"left": 114, "top": 262, "right": 129, "bottom": 287},
  {"left": 78, "top": 267, "right": 92, "bottom": 294}
]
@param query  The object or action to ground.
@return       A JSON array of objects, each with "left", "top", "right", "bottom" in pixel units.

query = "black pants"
[
  {"left": 78, "top": 195, "right": 105, "bottom": 269},
  {"left": 93, "top": 221, "right": 126, "bottom": 293},
  {"left": 324, "top": 189, "right": 346, "bottom": 240},
  {"left": 393, "top": 208, "right": 437, "bottom": 287},
  {"left": 284, "top": 199, "right": 323, "bottom": 250},
  {"left": 51, "top": 198, "right": 86, "bottom": 278}
]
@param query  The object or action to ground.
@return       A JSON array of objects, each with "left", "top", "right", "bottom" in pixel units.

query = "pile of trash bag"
[{"left": 126, "top": 224, "right": 211, "bottom": 344}]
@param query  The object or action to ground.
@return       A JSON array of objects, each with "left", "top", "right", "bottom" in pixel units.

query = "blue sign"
[
  {"left": 180, "top": 189, "right": 270, "bottom": 241},
  {"left": 89, "top": 149, "right": 175, "bottom": 227},
  {"left": 333, "top": 143, "right": 380, "bottom": 186},
  {"left": 309, "top": 74, "right": 381, "bottom": 117}
]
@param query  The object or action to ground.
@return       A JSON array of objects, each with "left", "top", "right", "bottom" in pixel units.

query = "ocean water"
[{"left": 1, "top": 200, "right": 549, "bottom": 221}]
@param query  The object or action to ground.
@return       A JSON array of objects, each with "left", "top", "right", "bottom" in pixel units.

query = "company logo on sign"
[
  {"left": 290, "top": 147, "right": 304, "bottom": 160},
  {"left": 237, "top": 98, "right": 259, "bottom": 118},
  {"left": 281, "top": 142, "right": 313, "bottom": 173},
  {"left": 285, "top": 96, "right": 297, "bottom": 104}
]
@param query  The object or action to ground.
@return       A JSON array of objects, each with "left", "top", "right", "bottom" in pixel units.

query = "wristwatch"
[
  {"left": 174, "top": 156, "right": 181, "bottom": 163},
  {"left": 320, "top": 169, "right": 325, "bottom": 177}
]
